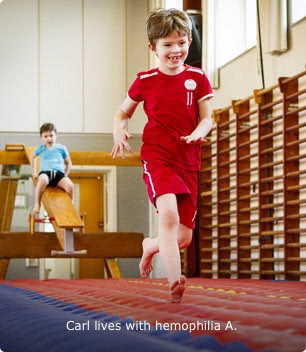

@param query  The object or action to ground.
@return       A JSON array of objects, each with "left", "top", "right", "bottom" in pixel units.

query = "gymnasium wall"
[
  {"left": 204, "top": 15, "right": 306, "bottom": 280},
  {"left": 0, "top": 0, "right": 148, "bottom": 134},
  {"left": 212, "top": 17, "right": 306, "bottom": 109}
]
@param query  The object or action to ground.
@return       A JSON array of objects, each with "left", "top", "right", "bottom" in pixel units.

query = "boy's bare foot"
[
  {"left": 139, "top": 237, "right": 154, "bottom": 278},
  {"left": 31, "top": 205, "right": 40, "bottom": 216},
  {"left": 170, "top": 275, "right": 186, "bottom": 303}
]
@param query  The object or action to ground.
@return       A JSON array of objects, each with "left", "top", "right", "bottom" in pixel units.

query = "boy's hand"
[
  {"left": 180, "top": 133, "right": 208, "bottom": 145},
  {"left": 111, "top": 128, "right": 133, "bottom": 159}
]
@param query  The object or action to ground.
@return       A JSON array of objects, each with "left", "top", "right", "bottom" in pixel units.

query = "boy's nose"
[{"left": 171, "top": 44, "right": 180, "bottom": 52}]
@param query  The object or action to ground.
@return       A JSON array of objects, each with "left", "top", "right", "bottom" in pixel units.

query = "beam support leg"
[
  {"left": 0, "top": 179, "right": 18, "bottom": 279},
  {"left": 51, "top": 229, "right": 87, "bottom": 256}
]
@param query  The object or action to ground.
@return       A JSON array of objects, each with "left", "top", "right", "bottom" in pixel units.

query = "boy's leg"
[
  {"left": 139, "top": 223, "right": 192, "bottom": 277},
  {"left": 156, "top": 193, "right": 186, "bottom": 302},
  {"left": 57, "top": 177, "right": 74, "bottom": 199},
  {"left": 139, "top": 237, "right": 158, "bottom": 277},
  {"left": 32, "top": 174, "right": 49, "bottom": 215},
  {"left": 155, "top": 193, "right": 181, "bottom": 286}
]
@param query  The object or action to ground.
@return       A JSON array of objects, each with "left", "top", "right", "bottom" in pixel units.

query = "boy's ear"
[
  {"left": 188, "top": 38, "right": 192, "bottom": 47},
  {"left": 148, "top": 43, "right": 155, "bottom": 52}
]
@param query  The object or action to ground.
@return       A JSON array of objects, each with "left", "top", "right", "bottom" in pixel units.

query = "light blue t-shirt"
[{"left": 34, "top": 144, "right": 68, "bottom": 173}]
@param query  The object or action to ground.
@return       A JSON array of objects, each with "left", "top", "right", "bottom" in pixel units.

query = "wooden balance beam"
[
  {"left": 25, "top": 146, "right": 86, "bottom": 255},
  {"left": 0, "top": 144, "right": 143, "bottom": 278},
  {"left": 0, "top": 232, "right": 143, "bottom": 259},
  {"left": 0, "top": 148, "right": 141, "bottom": 166}
]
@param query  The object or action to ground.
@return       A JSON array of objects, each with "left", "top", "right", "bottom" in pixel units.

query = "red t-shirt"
[{"left": 128, "top": 65, "right": 213, "bottom": 170}]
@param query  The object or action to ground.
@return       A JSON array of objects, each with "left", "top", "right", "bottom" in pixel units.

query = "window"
[
  {"left": 215, "top": 0, "right": 256, "bottom": 67},
  {"left": 291, "top": 0, "right": 306, "bottom": 24},
  {"left": 165, "top": 0, "right": 183, "bottom": 10}
]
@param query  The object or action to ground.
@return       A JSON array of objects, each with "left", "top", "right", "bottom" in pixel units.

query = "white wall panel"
[
  {"left": 83, "top": 0, "right": 126, "bottom": 133},
  {"left": 0, "top": 0, "right": 38, "bottom": 132},
  {"left": 212, "top": 18, "right": 306, "bottom": 110},
  {"left": 40, "top": 0, "right": 83, "bottom": 132},
  {"left": 126, "top": 0, "right": 149, "bottom": 134}
]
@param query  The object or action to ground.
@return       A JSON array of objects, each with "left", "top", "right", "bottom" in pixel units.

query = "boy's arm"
[
  {"left": 64, "top": 155, "right": 72, "bottom": 176},
  {"left": 31, "top": 153, "right": 38, "bottom": 178},
  {"left": 111, "top": 96, "right": 138, "bottom": 159},
  {"left": 181, "top": 99, "right": 213, "bottom": 144}
]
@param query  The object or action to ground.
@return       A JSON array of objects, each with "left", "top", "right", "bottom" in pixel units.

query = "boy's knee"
[
  {"left": 178, "top": 236, "right": 192, "bottom": 249},
  {"left": 66, "top": 181, "right": 73, "bottom": 191},
  {"left": 160, "top": 209, "right": 179, "bottom": 229},
  {"left": 68, "top": 180, "right": 74, "bottom": 191},
  {"left": 178, "top": 228, "right": 192, "bottom": 248},
  {"left": 68, "top": 184, "right": 74, "bottom": 196},
  {"left": 62, "top": 179, "right": 74, "bottom": 195},
  {"left": 37, "top": 175, "right": 49, "bottom": 188}
]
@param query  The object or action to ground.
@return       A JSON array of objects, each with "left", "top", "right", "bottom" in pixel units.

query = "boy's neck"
[{"left": 158, "top": 64, "right": 186, "bottom": 76}]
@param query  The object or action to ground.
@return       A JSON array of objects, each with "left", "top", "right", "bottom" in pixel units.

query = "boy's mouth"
[{"left": 168, "top": 56, "right": 181, "bottom": 64}]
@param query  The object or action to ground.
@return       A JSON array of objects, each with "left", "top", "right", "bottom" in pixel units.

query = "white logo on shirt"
[{"left": 184, "top": 79, "right": 197, "bottom": 91}]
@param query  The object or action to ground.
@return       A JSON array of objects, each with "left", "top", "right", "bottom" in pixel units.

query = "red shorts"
[{"left": 142, "top": 160, "right": 198, "bottom": 229}]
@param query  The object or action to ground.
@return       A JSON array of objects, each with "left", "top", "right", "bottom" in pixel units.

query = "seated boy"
[{"left": 31, "top": 122, "right": 73, "bottom": 216}]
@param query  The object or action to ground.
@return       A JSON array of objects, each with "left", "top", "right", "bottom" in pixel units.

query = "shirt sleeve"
[
  {"left": 60, "top": 145, "right": 69, "bottom": 159},
  {"left": 34, "top": 145, "right": 43, "bottom": 156},
  {"left": 127, "top": 76, "right": 143, "bottom": 103},
  {"left": 197, "top": 72, "right": 214, "bottom": 102}
]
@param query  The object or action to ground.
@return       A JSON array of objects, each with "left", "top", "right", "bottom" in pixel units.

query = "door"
[{"left": 70, "top": 173, "right": 104, "bottom": 278}]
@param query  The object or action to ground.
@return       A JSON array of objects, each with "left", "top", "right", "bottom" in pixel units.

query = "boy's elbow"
[
  {"left": 119, "top": 108, "right": 131, "bottom": 120},
  {"left": 209, "top": 117, "right": 213, "bottom": 129},
  {"left": 205, "top": 116, "right": 213, "bottom": 130}
]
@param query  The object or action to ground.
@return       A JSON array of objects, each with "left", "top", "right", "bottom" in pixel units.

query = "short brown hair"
[
  {"left": 147, "top": 8, "right": 192, "bottom": 49},
  {"left": 40, "top": 123, "right": 57, "bottom": 136}
]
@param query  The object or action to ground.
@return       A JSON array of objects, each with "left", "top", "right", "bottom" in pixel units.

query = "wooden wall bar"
[
  {"left": 199, "top": 123, "right": 214, "bottom": 277},
  {"left": 198, "top": 69, "right": 306, "bottom": 281},
  {"left": 256, "top": 86, "right": 279, "bottom": 279},
  {"left": 217, "top": 108, "right": 232, "bottom": 278},
  {"left": 235, "top": 99, "right": 252, "bottom": 279},
  {"left": 280, "top": 76, "right": 302, "bottom": 280}
]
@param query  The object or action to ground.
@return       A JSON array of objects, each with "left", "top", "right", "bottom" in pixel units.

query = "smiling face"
[
  {"left": 41, "top": 130, "right": 57, "bottom": 148},
  {"left": 151, "top": 31, "right": 191, "bottom": 75}
]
